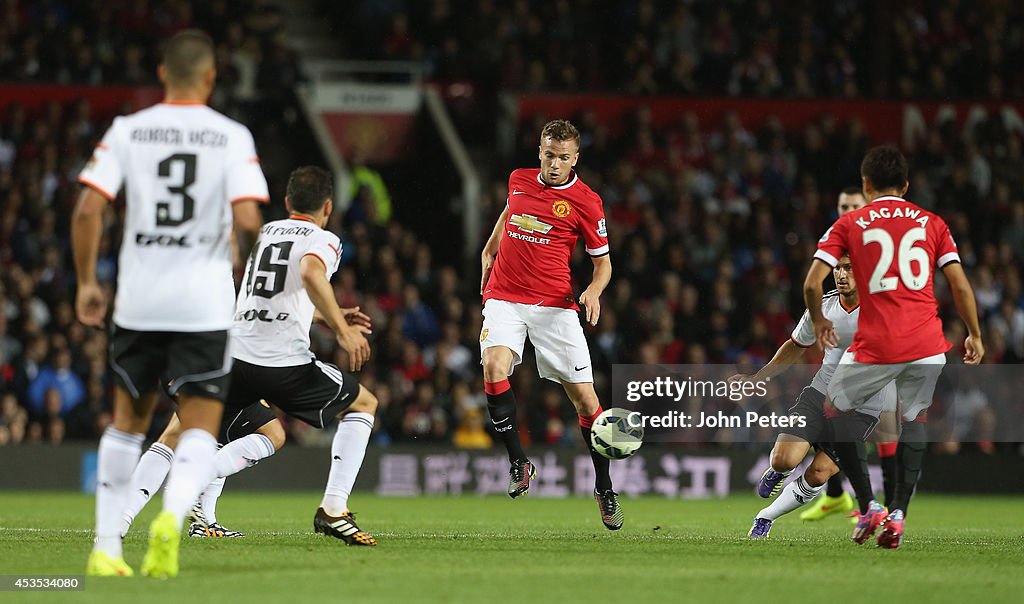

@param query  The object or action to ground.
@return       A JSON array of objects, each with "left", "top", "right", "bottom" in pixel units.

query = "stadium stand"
[{"left": 0, "top": 0, "right": 1021, "bottom": 453}]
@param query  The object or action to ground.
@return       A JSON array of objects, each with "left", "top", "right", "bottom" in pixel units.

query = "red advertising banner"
[
  {"left": 0, "top": 84, "right": 163, "bottom": 116},
  {"left": 307, "top": 82, "right": 422, "bottom": 163},
  {"left": 321, "top": 113, "right": 417, "bottom": 163},
  {"left": 517, "top": 94, "right": 1024, "bottom": 147}
]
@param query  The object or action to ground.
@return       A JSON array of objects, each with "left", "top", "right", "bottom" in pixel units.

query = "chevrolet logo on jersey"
[{"left": 509, "top": 213, "right": 553, "bottom": 234}]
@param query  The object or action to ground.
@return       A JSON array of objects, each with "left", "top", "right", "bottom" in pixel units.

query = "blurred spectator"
[
  {"left": 9, "top": 334, "right": 48, "bottom": 404},
  {"left": 528, "top": 387, "right": 576, "bottom": 447},
  {"left": 27, "top": 347, "right": 84, "bottom": 418},
  {"left": 401, "top": 380, "right": 448, "bottom": 441},
  {"left": 0, "top": 393, "right": 28, "bottom": 444},
  {"left": 400, "top": 284, "right": 440, "bottom": 347},
  {"left": 949, "top": 373, "right": 997, "bottom": 453},
  {"left": 988, "top": 298, "right": 1024, "bottom": 361},
  {"left": 0, "top": 310, "right": 20, "bottom": 365},
  {"left": 452, "top": 408, "right": 493, "bottom": 449}
]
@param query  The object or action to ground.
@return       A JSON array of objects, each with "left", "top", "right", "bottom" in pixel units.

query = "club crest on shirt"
[
  {"left": 552, "top": 199, "right": 571, "bottom": 218},
  {"left": 480, "top": 328, "right": 489, "bottom": 342}
]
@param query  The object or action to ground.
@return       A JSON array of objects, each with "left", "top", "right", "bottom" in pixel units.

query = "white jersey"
[
  {"left": 791, "top": 290, "right": 862, "bottom": 394},
  {"left": 78, "top": 102, "right": 269, "bottom": 332},
  {"left": 232, "top": 217, "right": 342, "bottom": 367},
  {"left": 792, "top": 292, "right": 898, "bottom": 412}
]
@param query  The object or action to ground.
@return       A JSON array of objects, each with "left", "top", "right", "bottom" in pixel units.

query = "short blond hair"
[{"left": 540, "top": 119, "right": 580, "bottom": 149}]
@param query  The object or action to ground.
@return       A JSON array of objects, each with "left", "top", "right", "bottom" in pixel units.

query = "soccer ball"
[{"left": 590, "top": 408, "right": 644, "bottom": 460}]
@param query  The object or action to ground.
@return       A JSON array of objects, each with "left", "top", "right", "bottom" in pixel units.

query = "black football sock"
[
  {"left": 832, "top": 441, "right": 874, "bottom": 514},
  {"left": 826, "top": 472, "right": 846, "bottom": 498},
  {"left": 878, "top": 441, "right": 899, "bottom": 509},
  {"left": 891, "top": 420, "right": 927, "bottom": 516},
  {"left": 485, "top": 379, "right": 526, "bottom": 463},
  {"left": 579, "top": 408, "right": 612, "bottom": 491},
  {"left": 830, "top": 412, "right": 878, "bottom": 514}
]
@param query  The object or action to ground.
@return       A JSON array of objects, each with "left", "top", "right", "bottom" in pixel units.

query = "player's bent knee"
[
  {"left": 804, "top": 452, "right": 839, "bottom": 486},
  {"left": 342, "top": 386, "right": 378, "bottom": 417},
  {"left": 482, "top": 359, "right": 510, "bottom": 381},
  {"left": 770, "top": 445, "right": 802, "bottom": 472},
  {"left": 561, "top": 382, "right": 600, "bottom": 416},
  {"left": 258, "top": 420, "right": 287, "bottom": 451},
  {"left": 804, "top": 465, "right": 835, "bottom": 488},
  {"left": 481, "top": 347, "right": 513, "bottom": 381},
  {"left": 573, "top": 395, "right": 600, "bottom": 417}
]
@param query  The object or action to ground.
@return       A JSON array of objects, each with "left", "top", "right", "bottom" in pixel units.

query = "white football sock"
[
  {"left": 757, "top": 475, "right": 823, "bottom": 521},
  {"left": 162, "top": 429, "right": 218, "bottom": 528},
  {"left": 93, "top": 427, "right": 144, "bottom": 557},
  {"left": 321, "top": 412, "right": 374, "bottom": 516},
  {"left": 120, "top": 442, "right": 173, "bottom": 537},
  {"left": 214, "top": 433, "right": 276, "bottom": 478},
  {"left": 198, "top": 476, "right": 226, "bottom": 525}
]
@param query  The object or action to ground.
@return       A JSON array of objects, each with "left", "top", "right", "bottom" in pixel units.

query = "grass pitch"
[{"left": 1, "top": 492, "right": 1021, "bottom": 603}]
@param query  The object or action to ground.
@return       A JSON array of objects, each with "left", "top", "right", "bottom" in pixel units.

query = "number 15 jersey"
[
  {"left": 78, "top": 102, "right": 269, "bottom": 332},
  {"left": 232, "top": 217, "right": 342, "bottom": 367},
  {"left": 814, "top": 196, "right": 961, "bottom": 363}
]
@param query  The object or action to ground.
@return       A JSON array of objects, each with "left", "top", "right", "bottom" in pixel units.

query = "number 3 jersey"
[
  {"left": 78, "top": 102, "right": 270, "bottom": 332},
  {"left": 232, "top": 216, "right": 342, "bottom": 367},
  {"left": 814, "top": 196, "right": 961, "bottom": 363}
]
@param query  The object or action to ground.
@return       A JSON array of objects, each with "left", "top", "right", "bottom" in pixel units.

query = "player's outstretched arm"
[
  {"left": 803, "top": 259, "right": 838, "bottom": 349},
  {"left": 71, "top": 186, "right": 109, "bottom": 328},
  {"left": 942, "top": 262, "right": 985, "bottom": 365},
  {"left": 480, "top": 206, "right": 509, "bottom": 294},
  {"left": 579, "top": 254, "right": 611, "bottom": 327},
  {"left": 729, "top": 339, "right": 805, "bottom": 384},
  {"left": 300, "top": 255, "right": 370, "bottom": 371}
]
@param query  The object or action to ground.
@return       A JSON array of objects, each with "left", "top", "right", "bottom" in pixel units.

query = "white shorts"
[
  {"left": 480, "top": 299, "right": 594, "bottom": 383},
  {"left": 828, "top": 351, "right": 946, "bottom": 421}
]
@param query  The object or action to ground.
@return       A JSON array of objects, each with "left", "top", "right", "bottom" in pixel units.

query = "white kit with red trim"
[
  {"left": 78, "top": 101, "right": 270, "bottom": 332},
  {"left": 232, "top": 216, "right": 342, "bottom": 367},
  {"left": 791, "top": 290, "right": 862, "bottom": 395}
]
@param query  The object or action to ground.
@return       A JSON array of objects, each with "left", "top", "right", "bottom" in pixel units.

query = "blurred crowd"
[
  {"left": 0, "top": 0, "right": 307, "bottom": 194},
  {"left": 0, "top": 0, "right": 300, "bottom": 94},
  {"left": 329, "top": 0, "right": 1024, "bottom": 99},
  {"left": 1, "top": 0, "right": 1022, "bottom": 453}
]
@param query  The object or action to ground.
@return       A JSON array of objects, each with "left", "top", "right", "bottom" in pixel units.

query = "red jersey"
[
  {"left": 815, "top": 196, "right": 961, "bottom": 363},
  {"left": 484, "top": 168, "right": 609, "bottom": 310}
]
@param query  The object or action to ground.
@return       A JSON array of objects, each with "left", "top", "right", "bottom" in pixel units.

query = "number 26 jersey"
[
  {"left": 814, "top": 196, "right": 961, "bottom": 363},
  {"left": 78, "top": 102, "right": 269, "bottom": 332},
  {"left": 232, "top": 217, "right": 342, "bottom": 367}
]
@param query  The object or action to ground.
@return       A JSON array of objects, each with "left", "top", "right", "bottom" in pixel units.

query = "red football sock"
[
  {"left": 877, "top": 442, "right": 898, "bottom": 458},
  {"left": 484, "top": 378, "right": 511, "bottom": 396},
  {"left": 578, "top": 406, "right": 603, "bottom": 428}
]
